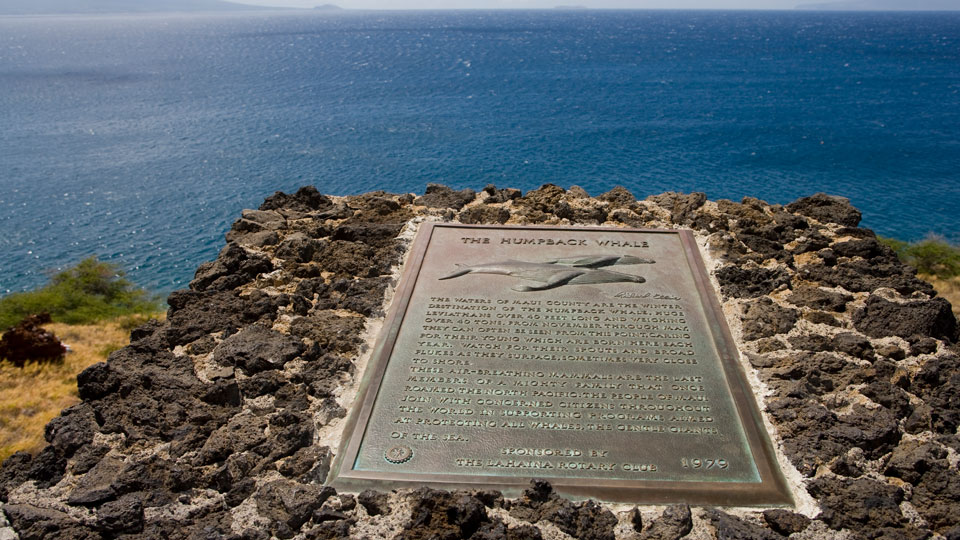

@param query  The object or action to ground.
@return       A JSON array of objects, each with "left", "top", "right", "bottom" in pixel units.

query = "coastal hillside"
[
  {"left": 0, "top": 0, "right": 263, "bottom": 15},
  {"left": 0, "top": 185, "right": 957, "bottom": 539}
]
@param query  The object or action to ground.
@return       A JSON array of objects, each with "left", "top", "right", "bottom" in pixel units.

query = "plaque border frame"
[{"left": 329, "top": 223, "right": 793, "bottom": 506}]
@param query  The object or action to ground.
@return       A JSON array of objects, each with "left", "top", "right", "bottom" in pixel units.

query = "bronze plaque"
[{"left": 329, "top": 224, "right": 791, "bottom": 505}]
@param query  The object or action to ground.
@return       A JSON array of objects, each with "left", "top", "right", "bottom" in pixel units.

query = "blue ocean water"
[{"left": 1, "top": 10, "right": 959, "bottom": 295}]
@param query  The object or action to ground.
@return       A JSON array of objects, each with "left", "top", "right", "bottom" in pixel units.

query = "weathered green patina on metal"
[{"left": 330, "top": 224, "right": 791, "bottom": 506}]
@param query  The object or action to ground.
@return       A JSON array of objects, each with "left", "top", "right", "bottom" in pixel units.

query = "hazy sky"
[{"left": 235, "top": 0, "right": 804, "bottom": 9}]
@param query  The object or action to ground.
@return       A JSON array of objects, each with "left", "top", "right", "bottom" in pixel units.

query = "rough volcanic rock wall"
[{"left": 1, "top": 184, "right": 958, "bottom": 540}]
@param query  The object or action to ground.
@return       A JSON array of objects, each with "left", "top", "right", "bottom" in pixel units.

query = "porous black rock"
[
  {"left": 399, "top": 488, "right": 491, "bottom": 540},
  {"left": 639, "top": 504, "right": 692, "bottom": 540},
  {"left": 357, "top": 489, "right": 390, "bottom": 516},
  {"left": 597, "top": 186, "right": 636, "bottom": 208},
  {"left": 645, "top": 192, "right": 706, "bottom": 226},
  {"left": 705, "top": 509, "right": 782, "bottom": 540},
  {"left": 96, "top": 493, "right": 145, "bottom": 535},
  {"left": 43, "top": 403, "right": 97, "bottom": 458},
  {"left": 260, "top": 185, "right": 333, "bottom": 213},
  {"left": 809, "top": 476, "right": 913, "bottom": 537},
  {"left": 799, "top": 257, "right": 934, "bottom": 296},
  {"left": 715, "top": 265, "right": 791, "bottom": 299},
  {"left": 741, "top": 298, "right": 798, "bottom": 341},
  {"left": 4, "top": 504, "right": 98, "bottom": 540},
  {"left": 508, "top": 480, "right": 617, "bottom": 540},
  {"left": 762, "top": 509, "right": 811, "bottom": 536},
  {"left": 190, "top": 242, "right": 274, "bottom": 291},
  {"left": 785, "top": 193, "right": 861, "bottom": 226},
  {"left": 459, "top": 205, "right": 511, "bottom": 224},
  {"left": 415, "top": 183, "right": 477, "bottom": 210},
  {"left": 786, "top": 285, "right": 852, "bottom": 312},
  {"left": 854, "top": 294, "right": 958, "bottom": 341},
  {"left": 0, "top": 312, "right": 66, "bottom": 367},
  {"left": 884, "top": 440, "right": 946, "bottom": 484},
  {"left": 164, "top": 289, "right": 285, "bottom": 347},
  {"left": 255, "top": 480, "right": 336, "bottom": 538},
  {"left": 213, "top": 324, "right": 304, "bottom": 375}
]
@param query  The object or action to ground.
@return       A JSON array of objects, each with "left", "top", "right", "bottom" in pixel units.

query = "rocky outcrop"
[
  {"left": 0, "top": 313, "right": 66, "bottom": 367},
  {"left": 1, "top": 185, "right": 958, "bottom": 539}
]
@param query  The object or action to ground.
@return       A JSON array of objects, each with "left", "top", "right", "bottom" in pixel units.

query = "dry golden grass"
[
  {"left": 922, "top": 274, "right": 960, "bottom": 319},
  {"left": 0, "top": 314, "right": 162, "bottom": 462}
]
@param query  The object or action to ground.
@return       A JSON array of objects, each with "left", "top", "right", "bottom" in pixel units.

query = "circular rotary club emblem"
[{"left": 385, "top": 445, "right": 413, "bottom": 464}]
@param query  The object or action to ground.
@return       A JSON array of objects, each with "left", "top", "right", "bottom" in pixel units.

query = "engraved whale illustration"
[{"left": 438, "top": 255, "right": 654, "bottom": 292}]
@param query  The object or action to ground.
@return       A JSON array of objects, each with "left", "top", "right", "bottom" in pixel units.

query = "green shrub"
[
  {"left": 0, "top": 257, "right": 162, "bottom": 330},
  {"left": 879, "top": 235, "right": 960, "bottom": 279}
]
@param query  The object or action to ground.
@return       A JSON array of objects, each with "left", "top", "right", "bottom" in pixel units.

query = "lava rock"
[
  {"left": 213, "top": 325, "right": 304, "bottom": 375},
  {"left": 516, "top": 184, "right": 567, "bottom": 213},
  {"left": 358, "top": 490, "right": 390, "bottom": 516},
  {"left": 278, "top": 445, "right": 331, "bottom": 484},
  {"left": 190, "top": 243, "right": 274, "bottom": 291},
  {"left": 415, "top": 184, "right": 476, "bottom": 210},
  {"left": 715, "top": 265, "right": 791, "bottom": 299},
  {"left": 0, "top": 313, "right": 65, "bottom": 367},
  {"left": 910, "top": 460, "right": 960, "bottom": 533},
  {"left": 646, "top": 192, "right": 707, "bottom": 225},
  {"left": 508, "top": 481, "right": 617, "bottom": 540},
  {"left": 554, "top": 200, "right": 608, "bottom": 223},
  {"left": 910, "top": 355, "right": 960, "bottom": 433},
  {"left": 909, "top": 335, "right": 939, "bottom": 356},
  {"left": 165, "top": 289, "right": 284, "bottom": 347},
  {"left": 399, "top": 488, "right": 490, "bottom": 540},
  {"left": 831, "top": 238, "right": 892, "bottom": 260},
  {"left": 639, "top": 504, "right": 692, "bottom": 540},
  {"left": 199, "top": 412, "right": 268, "bottom": 465},
  {"left": 786, "top": 285, "right": 852, "bottom": 312},
  {"left": 860, "top": 382, "right": 912, "bottom": 423},
  {"left": 0, "top": 452, "right": 32, "bottom": 502},
  {"left": 597, "top": 186, "right": 636, "bottom": 208},
  {"left": 832, "top": 332, "right": 874, "bottom": 360},
  {"left": 96, "top": 493, "right": 145, "bottom": 535},
  {"left": 276, "top": 232, "right": 322, "bottom": 263},
  {"left": 626, "top": 507, "right": 643, "bottom": 533},
  {"left": 853, "top": 294, "right": 958, "bottom": 341},
  {"left": 289, "top": 311, "right": 365, "bottom": 357},
  {"left": 4, "top": 504, "right": 98, "bottom": 540},
  {"left": 741, "top": 298, "right": 798, "bottom": 341},
  {"left": 43, "top": 403, "right": 97, "bottom": 458},
  {"left": 26, "top": 446, "right": 66, "bottom": 489},
  {"left": 313, "top": 240, "right": 380, "bottom": 278},
  {"left": 785, "top": 193, "right": 861, "bottom": 227},
  {"left": 884, "top": 440, "right": 947, "bottom": 484},
  {"left": 765, "top": 398, "right": 843, "bottom": 476},
  {"left": 800, "top": 258, "right": 934, "bottom": 296},
  {"left": 239, "top": 371, "right": 286, "bottom": 399},
  {"left": 459, "top": 205, "right": 511, "bottom": 224},
  {"left": 260, "top": 186, "right": 333, "bottom": 213},
  {"left": 230, "top": 230, "right": 281, "bottom": 248},
  {"left": 255, "top": 480, "right": 336, "bottom": 537},
  {"left": 705, "top": 509, "right": 781, "bottom": 540},
  {"left": 482, "top": 184, "right": 522, "bottom": 204},
  {"left": 809, "top": 476, "right": 906, "bottom": 534},
  {"left": 68, "top": 455, "right": 124, "bottom": 506},
  {"left": 762, "top": 509, "right": 811, "bottom": 536}
]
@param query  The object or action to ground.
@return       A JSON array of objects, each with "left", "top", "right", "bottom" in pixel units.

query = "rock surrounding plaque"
[{"left": 329, "top": 224, "right": 792, "bottom": 505}]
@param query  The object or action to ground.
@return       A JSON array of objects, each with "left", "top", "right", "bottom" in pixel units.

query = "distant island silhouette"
[{"left": 313, "top": 4, "right": 343, "bottom": 10}]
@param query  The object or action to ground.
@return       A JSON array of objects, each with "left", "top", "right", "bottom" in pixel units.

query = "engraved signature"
[{"left": 613, "top": 291, "right": 681, "bottom": 300}]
